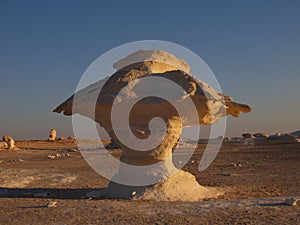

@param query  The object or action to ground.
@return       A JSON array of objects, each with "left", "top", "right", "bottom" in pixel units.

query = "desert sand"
[{"left": 0, "top": 138, "right": 299, "bottom": 224}]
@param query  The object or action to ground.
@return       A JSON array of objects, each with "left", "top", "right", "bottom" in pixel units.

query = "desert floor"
[{"left": 0, "top": 139, "right": 299, "bottom": 224}]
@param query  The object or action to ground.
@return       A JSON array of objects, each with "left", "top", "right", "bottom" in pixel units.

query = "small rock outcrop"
[
  {"left": 48, "top": 129, "right": 57, "bottom": 141},
  {"left": 7, "top": 138, "right": 15, "bottom": 150},
  {"left": 253, "top": 133, "right": 269, "bottom": 138},
  {"left": 67, "top": 136, "right": 76, "bottom": 142},
  {"left": 2, "top": 136, "right": 11, "bottom": 142},
  {"left": 0, "top": 141, "right": 8, "bottom": 149},
  {"left": 57, "top": 137, "right": 66, "bottom": 141},
  {"left": 2, "top": 136, "right": 15, "bottom": 150},
  {"left": 242, "top": 133, "right": 254, "bottom": 138},
  {"left": 268, "top": 133, "right": 299, "bottom": 142}
]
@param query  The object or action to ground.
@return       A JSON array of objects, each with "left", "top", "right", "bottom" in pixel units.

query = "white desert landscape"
[
  {"left": 1, "top": 2, "right": 299, "bottom": 224},
  {"left": 1, "top": 50, "right": 299, "bottom": 224}
]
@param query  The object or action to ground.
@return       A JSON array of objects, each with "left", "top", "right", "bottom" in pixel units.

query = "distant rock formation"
[
  {"left": 242, "top": 133, "right": 255, "bottom": 138},
  {"left": 67, "top": 136, "right": 76, "bottom": 143},
  {"left": 57, "top": 137, "right": 66, "bottom": 141},
  {"left": 2, "top": 136, "right": 15, "bottom": 150},
  {"left": 48, "top": 129, "right": 57, "bottom": 141},
  {"left": 253, "top": 133, "right": 269, "bottom": 138},
  {"left": 268, "top": 133, "right": 299, "bottom": 142},
  {"left": 239, "top": 130, "right": 300, "bottom": 143},
  {"left": 2, "top": 136, "right": 11, "bottom": 142},
  {"left": 0, "top": 141, "right": 8, "bottom": 149}
]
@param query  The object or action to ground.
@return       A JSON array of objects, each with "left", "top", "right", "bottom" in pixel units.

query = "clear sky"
[{"left": 0, "top": 0, "right": 299, "bottom": 140}]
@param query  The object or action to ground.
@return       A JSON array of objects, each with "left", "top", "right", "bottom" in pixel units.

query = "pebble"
[
  {"left": 232, "top": 162, "right": 242, "bottom": 167},
  {"left": 48, "top": 155, "right": 55, "bottom": 159},
  {"left": 284, "top": 197, "right": 299, "bottom": 206},
  {"left": 11, "top": 159, "right": 24, "bottom": 162},
  {"left": 46, "top": 201, "right": 57, "bottom": 208},
  {"left": 48, "top": 153, "right": 70, "bottom": 159}
]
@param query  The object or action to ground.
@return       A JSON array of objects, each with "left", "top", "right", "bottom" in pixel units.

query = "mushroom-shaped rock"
[{"left": 54, "top": 50, "right": 251, "bottom": 201}]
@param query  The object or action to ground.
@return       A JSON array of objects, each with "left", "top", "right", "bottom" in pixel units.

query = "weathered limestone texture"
[{"left": 54, "top": 50, "right": 251, "bottom": 201}]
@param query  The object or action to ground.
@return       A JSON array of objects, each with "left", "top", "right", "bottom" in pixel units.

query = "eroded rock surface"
[
  {"left": 48, "top": 129, "right": 57, "bottom": 141},
  {"left": 54, "top": 50, "right": 251, "bottom": 201}
]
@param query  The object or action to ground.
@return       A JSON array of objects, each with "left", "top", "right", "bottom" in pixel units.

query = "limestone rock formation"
[
  {"left": 2, "top": 136, "right": 15, "bottom": 150},
  {"left": 0, "top": 141, "right": 8, "bottom": 149},
  {"left": 67, "top": 136, "right": 75, "bottom": 141},
  {"left": 48, "top": 129, "right": 57, "bottom": 141},
  {"left": 7, "top": 138, "right": 15, "bottom": 150},
  {"left": 54, "top": 50, "right": 251, "bottom": 201},
  {"left": 242, "top": 133, "right": 255, "bottom": 138},
  {"left": 2, "top": 135, "right": 11, "bottom": 142},
  {"left": 253, "top": 133, "right": 269, "bottom": 138}
]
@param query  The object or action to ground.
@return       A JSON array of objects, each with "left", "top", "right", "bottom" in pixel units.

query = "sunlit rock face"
[
  {"left": 48, "top": 129, "right": 57, "bottom": 141},
  {"left": 54, "top": 50, "right": 251, "bottom": 201},
  {"left": 113, "top": 50, "right": 190, "bottom": 74}
]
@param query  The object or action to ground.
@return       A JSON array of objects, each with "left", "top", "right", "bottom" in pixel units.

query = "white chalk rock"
[
  {"left": 46, "top": 201, "right": 57, "bottom": 208},
  {"left": 7, "top": 138, "right": 15, "bottom": 150},
  {"left": 54, "top": 50, "right": 251, "bottom": 202},
  {"left": 242, "top": 133, "right": 254, "bottom": 138},
  {"left": 253, "top": 133, "right": 269, "bottom": 138},
  {"left": 113, "top": 50, "right": 190, "bottom": 74},
  {"left": 48, "top": 129, "right": 57, "bottom": 141},
  {"left": 0, "top": 141, "right": 8, "bottom": 149},
  {"left": 2, "top": 136, "right": 15, "bottom": 149}
]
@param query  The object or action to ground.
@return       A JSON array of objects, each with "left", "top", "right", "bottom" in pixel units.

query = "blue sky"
[{"left": 0, "top": 0, "right": 299, "bottom": 139}]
